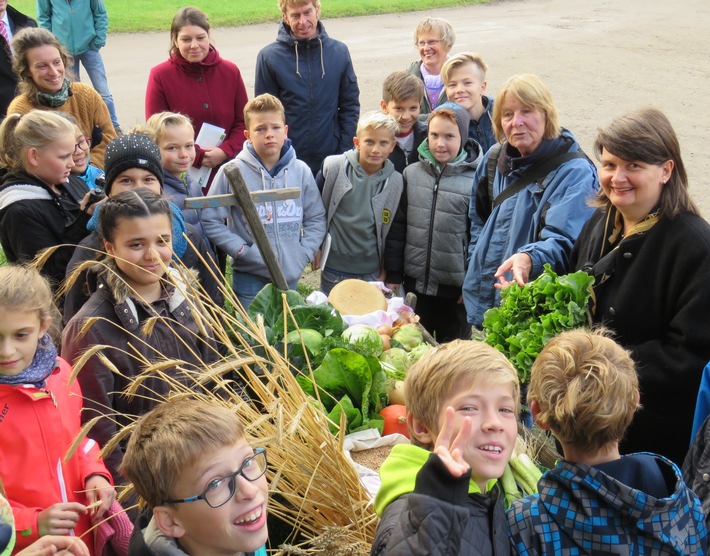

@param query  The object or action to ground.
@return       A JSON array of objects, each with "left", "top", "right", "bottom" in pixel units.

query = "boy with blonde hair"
[
  {"left": 372, "top": 340, "right": 519, "bottom": 555},
  {"left": 202, "top": 93, "right": 326, "bottom": 308},
  {"left": 122, "top": 398, "right": 268, "bottom": 556},
  {"left": 316, "top": 111, "right": 403, "bottom": 294},
  {"left": 442, "top": 52, "right": 496, "bottom": 153},
  {"left": 380, "top": 71, "right": 427, "bottom": 174},
  {"left": 508, "top": 329, "right": 707, "bottom": 554}
]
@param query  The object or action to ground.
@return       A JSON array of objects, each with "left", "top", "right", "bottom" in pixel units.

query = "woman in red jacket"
[{"left": 145, "top": 7, "right": 248, "bottom": 191}]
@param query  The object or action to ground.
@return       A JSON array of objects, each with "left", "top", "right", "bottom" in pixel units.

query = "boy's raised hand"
[
  {"left": 37, "top": 502, "right": 86, "bottom": 536},
  {"left": 85, "top": 475, "right": 116, "bottom": 521},
  {"left": 433, "top": 406, "right": 472, "bottom": 478}
]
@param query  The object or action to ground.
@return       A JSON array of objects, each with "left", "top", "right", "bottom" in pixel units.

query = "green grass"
[{"left": 12, "top": 0, "right": 485, "bottom": 33}]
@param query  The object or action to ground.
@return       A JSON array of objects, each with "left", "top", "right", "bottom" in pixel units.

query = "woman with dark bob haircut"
[{"left": 571, "top": 107, "right": 710, "bottom": 466}]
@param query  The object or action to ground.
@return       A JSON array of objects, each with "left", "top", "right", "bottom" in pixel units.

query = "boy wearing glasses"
[{"left": 122, "top": 398, "right": 268, "bottom": 556}]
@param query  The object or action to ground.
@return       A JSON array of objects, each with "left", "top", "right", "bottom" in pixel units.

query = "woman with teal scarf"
[{"left": 7, "top": 27, "right": 116, "bottom": 169}]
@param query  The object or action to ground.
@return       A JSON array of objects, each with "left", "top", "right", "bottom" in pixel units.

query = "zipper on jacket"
[
  {"left": 423, "top": 173, "right": 442, "bottom": 292},
  {"left": 44, "top": 388, "right": 57, "bottom": 408},
  {"left": 270, "top": 176, "right": 282, "bottom": 260}
]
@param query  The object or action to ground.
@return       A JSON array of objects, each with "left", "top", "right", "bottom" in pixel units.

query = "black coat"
[
  {"left": 571, "top": 208, "right": 710, "bottom": 466},
  {"left": 0, "top": 170, "right": 90, "bottom": 289},
  {"left": 0, "top": 6, "right": 37, "bottom": 118},
  {"left": 388, "top": 119, "right": 428, "bottom": 175},
  {"left": 371, "top": 454, "right": 509, "bottom": 556}
]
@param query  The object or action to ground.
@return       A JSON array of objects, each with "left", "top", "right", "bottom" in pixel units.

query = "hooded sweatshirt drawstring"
[{"left": 292, "top": 39, "right": 325, "bottom": 79}]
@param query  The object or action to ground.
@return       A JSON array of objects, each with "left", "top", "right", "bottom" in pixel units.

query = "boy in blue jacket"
[
  {"left": 202, "top": 93, "right": 326, "bottom": 308},
  {"left": 509, "top": 329, "right": 707, "bottom": 555}
]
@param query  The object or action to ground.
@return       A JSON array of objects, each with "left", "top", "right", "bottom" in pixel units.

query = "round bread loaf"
[{"left": 328, "top": 279, "right": 388, "bottom": 316}]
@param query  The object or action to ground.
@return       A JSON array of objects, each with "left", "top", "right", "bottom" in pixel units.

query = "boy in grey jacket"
[
  {"left": 315, "top": 111, "right": 403, "bottom": 295},
  {"left": 202, "top": 93, "right": 326, "bottom": 308},
  {"left": 384, "top": 102, "right": 482, "bottom": 342}
]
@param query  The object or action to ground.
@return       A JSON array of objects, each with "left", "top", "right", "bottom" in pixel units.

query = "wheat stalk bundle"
[{"left": 63, "top": 249, "right": 377, "bottom": 555}]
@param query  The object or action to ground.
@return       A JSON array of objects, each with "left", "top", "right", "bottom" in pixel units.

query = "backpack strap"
[
  {"left": 487, "top": 142, "right": 503, "bottom": 205},
  {"left": 492, "top": 150, "right": 587, "bottom": 209}
]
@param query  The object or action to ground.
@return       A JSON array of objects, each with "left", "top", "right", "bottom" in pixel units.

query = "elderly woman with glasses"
[
  {"left": 407, "top": 17, "right": 455, "bottom": 115},
  {"left": 462, "top": 73, "right": 599, "bottom": 328}
]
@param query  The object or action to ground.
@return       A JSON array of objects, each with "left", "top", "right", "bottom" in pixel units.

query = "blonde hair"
[
  {"left": 243, "top": 93, "right": 286, "bottom": 130},
  {"left": 145, "top": 111, "right": 194, "bottom": 147},
  {"left": 279, "top": 0, "right": 321, "bottom": 14},
  {"left": 121, "top": 398, "right": 246, "bottom": 508},
  {"left": 405, "top": 340, "right": 520, "bottom": 448},
  {"left": 592, "top": 107, "right": 698, "bottom": 218},
  {"left": 356, "top": 111, "right": 398, "bottom": 138},
  {"left": 413, "top": 17, "right": 455, "bottom": 49},
  {"left": 441, "top": 52, "right": 488, "bottom": 85},
  {"left": 492, "top": 74, "right": 560, "bottom": 143},
  {"left": 0, "top": 110, "right": 75, "bottom": 171},
  {"left": 0, "top": 265, "right": 59, "bottom": 334},
  {"left": 11, "top": 27, "right": 72, "bottom": 104},
  {"left": 382, "top": 71, "right": 425, "bottom": 104},
  {"left": 528, "top": 329, "right": 639, "bottom": 454}
]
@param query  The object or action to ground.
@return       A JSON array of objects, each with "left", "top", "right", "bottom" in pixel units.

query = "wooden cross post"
[{"left": 183, "top": 165, "right": 301, "bottom": 291}]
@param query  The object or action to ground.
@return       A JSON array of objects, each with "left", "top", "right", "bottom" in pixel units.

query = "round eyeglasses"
[
  {"left": 162, "top": 448, "right": 267, "bottom": 509},
  {"left": 74, "top": 136, "right": 91, "bottom": 152}
]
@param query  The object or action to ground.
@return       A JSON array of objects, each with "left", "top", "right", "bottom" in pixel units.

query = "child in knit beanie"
[
  {"left": 383, "top": 101, "right": 483, "bottom": 342},
  {"left": 103, "top": 132, "right": 165, "bottom": 195}
]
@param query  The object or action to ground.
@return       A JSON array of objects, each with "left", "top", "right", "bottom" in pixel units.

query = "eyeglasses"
[
  {"left": 74, "top": 136, "right": 91, "bottom": 152},
  {"left": 162, "top": 448, "right": 267, "bottom": 509},
  {"left": 416, "top": 39, "right": 441, "bottom": 48}
]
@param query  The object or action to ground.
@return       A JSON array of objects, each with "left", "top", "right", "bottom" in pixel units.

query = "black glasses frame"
[{"left": 162, "top": 448, "right": 267, "bottom": 508}]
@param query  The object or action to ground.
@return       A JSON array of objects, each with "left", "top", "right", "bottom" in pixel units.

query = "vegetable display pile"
[
  {"left": 247, "top": 284, "right": 433, "bottom": 436},
  {"left": 482, "top": 264, "right": 594, "bottom": 383}
]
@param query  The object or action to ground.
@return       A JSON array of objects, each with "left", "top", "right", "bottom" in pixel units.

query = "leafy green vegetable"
[
  {"left": 297, "top": 347, "right": 387, "bottom": 434},
  {"left": 391, "top": 324, "right": 424, "bottom": 351},
  {"left": 248, "top": 284, "right": 346, "bottom": 342},
  {"left": 379, "top": 347, "right": 410, "bottom": 379},
  {"left": 482, "top": 264, "right": 594, "bottom": 383},
  {"left": 342, "top": 324, "right": 384, "bottom": 357},
  {"left": 285, "top": 329, "right": 324, "bottom": 358}
]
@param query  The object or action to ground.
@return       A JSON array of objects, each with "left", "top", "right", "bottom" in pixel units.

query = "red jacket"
[
  {"left": 145, "top": 47, "right": 248, "bottom": 170},
  {"left": 0, "top": 357, "right": 112, "bottom": 553}
]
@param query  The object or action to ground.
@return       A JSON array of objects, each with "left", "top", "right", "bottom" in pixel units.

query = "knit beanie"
[
  {"left": 103, "top": 133, "right": 164, "bottom": 195},
  {"left": 429, "top": 102, "right": 471, "bottom": 152}
]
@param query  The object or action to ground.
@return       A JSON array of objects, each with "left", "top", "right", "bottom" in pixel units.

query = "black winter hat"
[
  {"left": 429, "top": 102, "right": 472, "bottom": 153},
  {"left": 103, "top": 133, "right": 164, "bottom": 195}
]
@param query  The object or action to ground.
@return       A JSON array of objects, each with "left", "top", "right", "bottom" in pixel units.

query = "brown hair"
[
  {"left": 243, "top": 93, "right": 286, "bottom": 130},
  {"left": 11, "top": 27, "right": 72, "bottom": 104},
  {"left": 405, "top": 340, "right": 520, "bottom": 449},
  {"left": 121, "top": 398, "right": 246, "bottom": 508},
  {"left": 492, "top": 74, "right": 560, "bottom": 143},
  {"left": 0, "top": 110, "right": 75, "bottom": 171},
  {"left": 382, "top": 71, "right": 425, "bottom": 104},
  {"left": 170, "top": 7, "right": 211, "bottom": 56},
  {"left": 592, "top": 107, "right": 698, "bottom": 218},
  {"left": 528, "top": 329, "right": 639, "bottom": 454}
]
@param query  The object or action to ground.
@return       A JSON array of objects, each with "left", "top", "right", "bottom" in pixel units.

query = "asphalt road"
[{"left": 99, "top": 0, "right": 710, "bottom": 214}]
